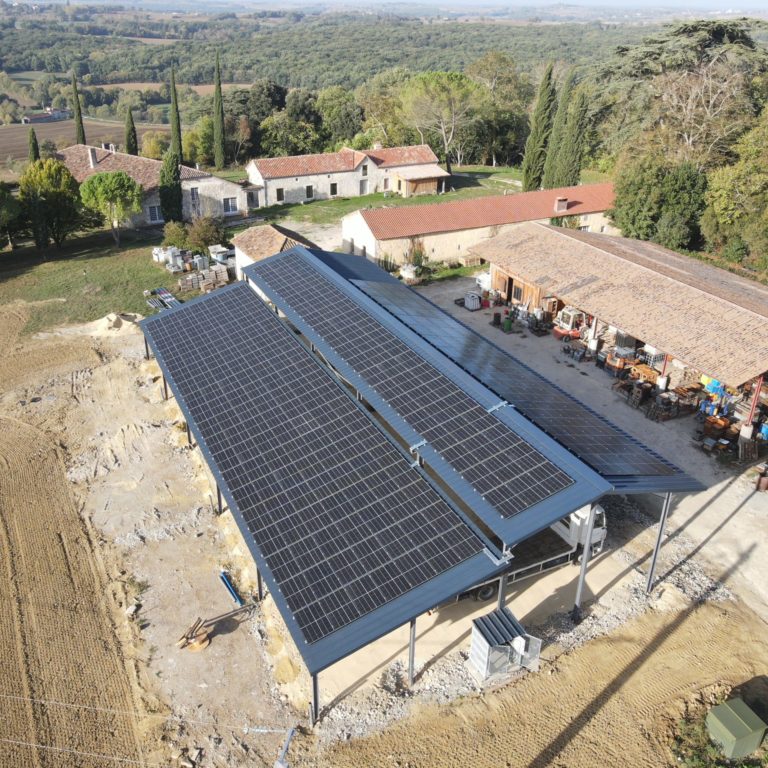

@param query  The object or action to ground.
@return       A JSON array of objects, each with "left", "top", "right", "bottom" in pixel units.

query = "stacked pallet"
[{"left": 177, "top": 264, "right": 230, "bottom": 293}]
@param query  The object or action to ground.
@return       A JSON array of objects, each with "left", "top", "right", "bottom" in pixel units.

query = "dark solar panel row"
[
  {"left": 353, "top": 279, "right": 680, "bottom": 479},
  {"left": 249, "top": 253, "right": 576, "bottom": 518},
  {"left": 143, "top": 285, "right": 486, "bottom": 644}
]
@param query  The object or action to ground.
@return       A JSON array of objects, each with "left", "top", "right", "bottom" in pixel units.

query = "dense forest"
[
  {"left": 3, "top": 8, "right": 768, "bottom": 273},
  {"left": 0, "top": 8, "right": 660, "bottom": 88}
]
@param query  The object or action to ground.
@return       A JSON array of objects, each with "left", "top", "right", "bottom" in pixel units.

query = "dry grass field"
[{"left": 0, "top": 119, "right": 169, "bottom": 161}]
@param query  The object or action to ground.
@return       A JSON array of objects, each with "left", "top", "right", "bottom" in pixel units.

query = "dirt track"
[{"left": 298, "top": 599, "right": 768, "bottom": 768}]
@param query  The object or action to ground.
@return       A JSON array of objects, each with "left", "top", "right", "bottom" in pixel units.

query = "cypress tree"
[
  {"left": 555, "top": 89, "right": 591, "bottom": 188},
  {"left": 169, "top": 67, "right": 183, "bottom": 162},
  {"left": 28, "top": 127, "right": 40, "bottom": 163},
  {"left": 541, "top": 68, "right": 576, "bottom": 190},
  {"left": 124, "top": 108, "right": 138, "bottom": 155},
  {"left": 213, "top": 54, "right": 225, "bottom": 170},
  {"left": 521, "top": 62, "right": 557, "bottom": 192},
  {"left": 159, "top": 150, "right": 183, "bottom": 222},
  {"left": 71, "top": 72, "right": 86, "bottom": 145}
]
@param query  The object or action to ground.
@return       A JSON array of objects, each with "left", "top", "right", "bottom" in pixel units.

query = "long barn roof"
[{"left": 478, "top": 223, "right": 768, "bottom": 387}]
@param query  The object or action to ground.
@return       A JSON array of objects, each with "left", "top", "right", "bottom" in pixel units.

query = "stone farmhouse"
[
  {"left": 340, "top": 182, "right": 618, "bottom": 265},
  {"left": 245, "top": 144, "right": 449, "bottom": 207},
  {"left": 58, "top": 144, "right": 251, "bottom": 226}
]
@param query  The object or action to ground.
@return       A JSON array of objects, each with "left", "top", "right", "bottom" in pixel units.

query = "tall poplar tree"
[
  {"left": 124, "top": 108, "right": 138, "bottom": 155},
  {"left": 521, "top": 63, "right": 556, "bottom": 192},
  {"left": 555, "top": 89, "right": 591, "bottom": 188},
  {"left": 541, "top": 68, "right": 576, "bottom": 189},
  {"left": 169, "top": 67, "right": 183, "bottom": 162},
  {"left": 213, "top": 54, "right": 225, "bottom": 170},
  {"left": 71, "top": 72, "right": 86, "bottom": 145},
  {"left": 28, "top": 127, "right": 40, "bottom": 163}
]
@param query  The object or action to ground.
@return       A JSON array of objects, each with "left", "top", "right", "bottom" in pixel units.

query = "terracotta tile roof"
[
  {"left": 231, "top": 223, "right": 317, "bottom": 261},
  {"left": 57, "top": 144, "right": 209, "bottom": 192},
  {"left": 249, "top": 144, "right": 442, "bottom": 180},
  {"left": 361, "top": 144, "right": 440, "bottom": 168},
  {"left": 391, "top": 163, "right": 451, "bottom": 180},
  {"left": 358, "top": 183, "right": 615, "bottom": 240},
  {"left": 478, "top": 222, "right": 768, "bottom": 386},
  {"left": 249, "top": 148, "right": 366, "bottom": 180}
]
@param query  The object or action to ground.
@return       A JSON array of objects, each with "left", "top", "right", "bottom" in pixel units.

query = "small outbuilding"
[{"left": 231, "top": 223, "right": 317, "bottom": 279}]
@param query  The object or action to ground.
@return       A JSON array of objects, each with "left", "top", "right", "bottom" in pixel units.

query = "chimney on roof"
[
  {"left": 554, "top": 196, "right": 568, "bottom": 214},
  {"left": 88, "top": 147, "right": 98, "bottom": 169}
]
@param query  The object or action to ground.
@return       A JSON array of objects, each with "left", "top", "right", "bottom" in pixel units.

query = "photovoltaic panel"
[
  {"left": 141, "top": 284, "right": 498, "bottom": 670},
  {"left": 338, "top": 270, "right": 700, "bottom": 493},
  {"left": 246, "top": 252, "right": 611, "bottom": 537}
]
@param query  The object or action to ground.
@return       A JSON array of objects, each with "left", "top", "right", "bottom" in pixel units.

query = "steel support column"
[
  {"left": 257, "top": 569, "right": 264, "bottom": 602},
  {"left": 186, "top": 422, "right": 192, "bottom": 447},
  {"left": 646, "top": 492, "right": 672, "bottom": 594},
  {"left": 496, "top": 574, "right": 506, "bottom": 611},
  {"left": 310, "top": 674, "right": 319, "bottom": 725},
  {"left": 144, "top": 337, "right": 150, "bottom": 360},
  {"left": 408, "top": 618, "right": 416, "bottom": 687},
  {"left": 571, "top": 502, "right": 597, "bottom": 622},
  {"left": 162, "top": 375, "right": 168, "bottom": 401},
  {"left": 216, "top": 484, "right": 223, "bottom": 515}
]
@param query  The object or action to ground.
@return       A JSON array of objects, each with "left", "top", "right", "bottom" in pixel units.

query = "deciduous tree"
[
  {"left": 0, "top": 181, "right": 23, "bottom": 249},
  {"left": 259, "top": 111, "right": 320, "bottom": 157},
  {"left": 80, "top": 170, "right": 142, "bottom": 245},
  {"left": 610, "top": 155, "right": 706, "bottom": 250},
  {"left": 399, "top": 71, "right": 478, "bottom": 175},
  {"left": 316, "top": 86, "right": 362, "bottom": 145},
  {"left": 19, "top": 158, "right": 83, "bottom": 248}
]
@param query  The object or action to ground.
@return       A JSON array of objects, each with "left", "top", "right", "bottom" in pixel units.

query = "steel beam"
[
  {"left": 216, "top": 484, "right": 223, "bottom": 516},
  {"left": 646, "top": 492, "right": 672, "bottom": 594},
  {"left": 144, "top": 337, "right": 150, "bottom": 360},
  {"left": 162, "top": 375, "right": 169, "bottom": 401},
  {"left": 407, "top": 618, "right": 417, "bottom": 687},
  {"left": 571, "top": 502, "right": 597, "bottom": 622},
  {"left": 257, "top": 569, "right": 264, "bottom": 602},
  {"left": 186, "top": 422, "right": 192, "bottom": 447},
  {"left": 747, "top": 374, "right": 765, "bottom": 425}
]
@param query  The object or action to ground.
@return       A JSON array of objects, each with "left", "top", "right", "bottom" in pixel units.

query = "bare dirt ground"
[{"left": 1, "top": 293, "right": 767, "bottom": 768}]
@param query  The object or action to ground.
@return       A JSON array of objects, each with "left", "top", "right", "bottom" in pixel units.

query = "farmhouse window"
[
  {"left": 361, "top": 164, "right": 368, "bottom": 176},
  {"left": 223, "top": 197, "right": 238, "bottom": 214},
  {"left": 330, "top": 182, "right": 338, "bottom": 196},
  {"left": 148, "top": 205, "right": 163, "bottom": 223},
  {"left": 276, "top": 187, "right": 285, "bottom": 202},
  {"left": 305, "top": 185, "right": 314, "bottom": 200}
]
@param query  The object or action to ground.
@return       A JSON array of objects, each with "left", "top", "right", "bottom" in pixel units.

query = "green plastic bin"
[{"left": 706, "top": 697, "right": 767, "bottom": 759}]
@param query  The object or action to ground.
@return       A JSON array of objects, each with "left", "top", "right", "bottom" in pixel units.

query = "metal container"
[{"left": 706, "top": 698, "right": 766, "bottom": 759}]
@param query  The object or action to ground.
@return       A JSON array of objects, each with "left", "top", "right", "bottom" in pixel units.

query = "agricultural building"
[
  {"left": 140, "top": 248, "right": 702, "bottom": 720},
  {"left": 340, "top": 182, "right": 617, "bottom": 265}
]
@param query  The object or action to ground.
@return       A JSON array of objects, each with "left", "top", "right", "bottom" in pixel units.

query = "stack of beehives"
[{"left": 177, "top": 264, "right": 230, "bottom": 293}]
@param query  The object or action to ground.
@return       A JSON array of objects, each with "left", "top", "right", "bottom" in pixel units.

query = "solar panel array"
[
  {"left": 143, "top": 285, "right": 488, "bottom": 645},
  {"left": 353, "top": 279, "right": 684, "bottom": 480},
  {"left": 249, "top": 254, "right": 576, "bottom": 519}
]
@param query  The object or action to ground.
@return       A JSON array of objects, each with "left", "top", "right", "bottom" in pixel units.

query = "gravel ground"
[{"left": 313, "top": 494, "right": 733, "bottom": 747}]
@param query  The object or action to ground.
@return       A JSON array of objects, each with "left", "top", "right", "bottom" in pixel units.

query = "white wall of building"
[
  {"left": 341, "top": 210, "right": 619, "bottom": 266},
  {"left": 137, "top": 178, "right": 248, "bottom": 226},
  {"left": 246, "top": 160, "right": 400, "bottom": 206}
]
